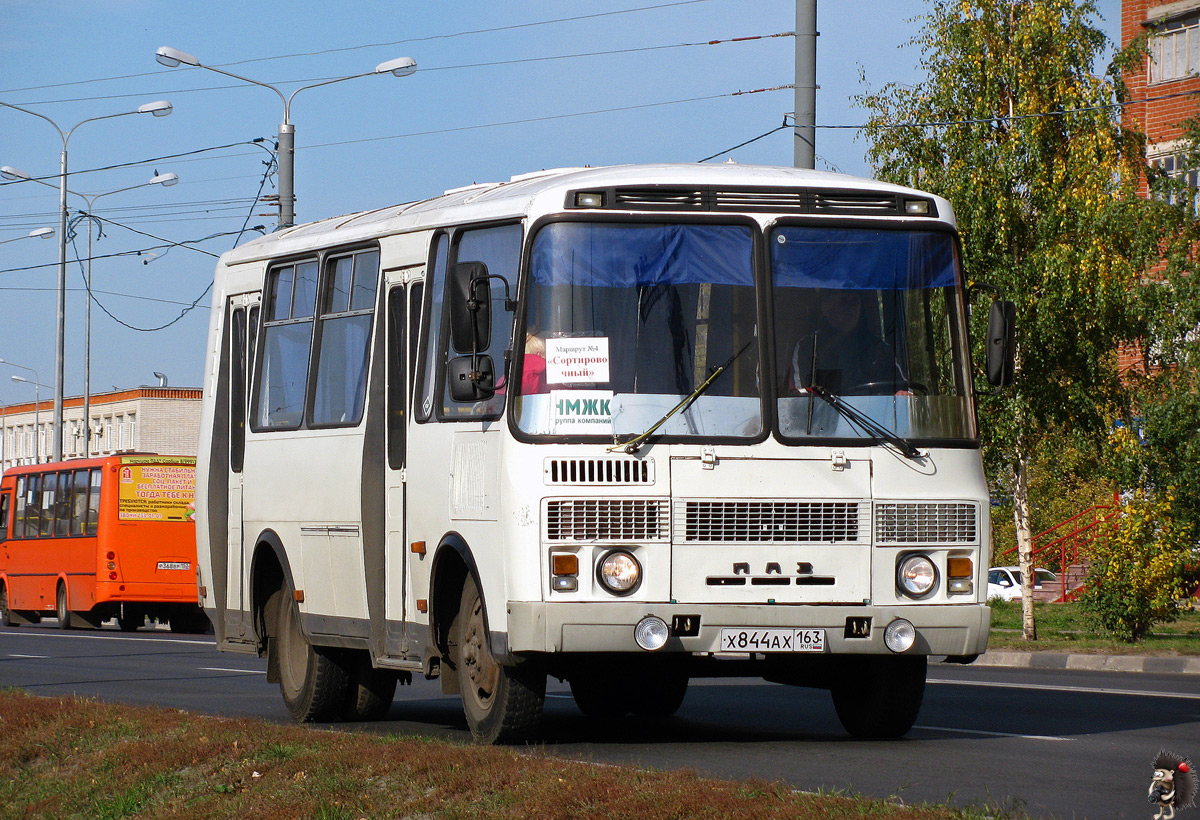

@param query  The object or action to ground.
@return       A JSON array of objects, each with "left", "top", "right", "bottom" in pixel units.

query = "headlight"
[
  {"left": 897, "top": 554, "right": 938, "bottom": 598},
  {"left": 598, "top": 550, "right": 641, "bottom": 595}
]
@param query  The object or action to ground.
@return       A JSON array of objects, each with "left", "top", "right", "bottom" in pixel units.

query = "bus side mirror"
[
  {"left": 449, "top": 261, "right": 491, "bottom": 353},
  {"left": 986, "top": 299, "right": 1016, "bottom": 387},
  {"left": 447, "top": 354, "right": 495, "bottom": 402}
]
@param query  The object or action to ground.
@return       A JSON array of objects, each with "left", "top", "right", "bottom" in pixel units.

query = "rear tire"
[
  {"left": 117, "top": 605, "right": 145, "bottom": 632},
  {"left": 55, "top": 583, "right": 73, "bottom": 630},
  {"left": 454, "top": 576, "right": 544, "bottom": 743},
  {"left": 830, "top": 655, "right": 926, "bottom": 738},
  {"left": 341, "top": 652, "right": 398, "bottom": 721},
  {"left": 271, "top": 583, "right": 349, "bottom": 722}
]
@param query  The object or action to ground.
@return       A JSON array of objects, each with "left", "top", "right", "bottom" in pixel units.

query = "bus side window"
[
  {"left": 53, "top": 471, "right": 71, "bottom": 537},
  {"left": 253, "top": 259, "right": 318, "bottom": 431},
  {"left": 415, "top": 233, "right": 449, "bottom": 422},
  {"left": 441, "top": 223, "right": 521, "bottom": 419},
  {"left": 231, "top": 306, "right": 247, "bottom": 472},
  {"left": 311, "top": 248, "right": 379, "bottom": 427},
  {"left": 86, "top": 469, "right": 101, "bottom": 536},
  {"left": 14, "top": 476, "right": 27, "bottom": 540},
  {"left": 38, "top": 474, "right": 55, "bottom": 537},
  {"left": 0, "top": 491, "right": 9, "bottom": 542},
  {"left": 70, "top": 469, "right": 89, "bottom": 536}
]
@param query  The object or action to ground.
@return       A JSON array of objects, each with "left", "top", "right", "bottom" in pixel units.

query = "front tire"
[
  {"left": 830, "top": 655, "right": 926, "bottom": 738},
  {"left": 0, "top": 583, "right": 17, "bottom": 627},
  {"left": 271, "top": 584, "right": 349, "bottom": 722},
  {"left": 454, "top": 575, "right": 544, "bottom": 744}
]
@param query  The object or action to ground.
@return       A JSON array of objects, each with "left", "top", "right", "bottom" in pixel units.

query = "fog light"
[
  {"left": 598, "top": 550, "right": 641, "bottom": 595},
  {"left": 634, "top": 615, "right": 669, "bottom": 651},
  {"left": 884, "top": 618, "right": 916, "bottom": 652}
]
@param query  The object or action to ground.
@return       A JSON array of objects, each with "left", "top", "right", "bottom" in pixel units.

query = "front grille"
[
  {"left": 545, "top": 498, "right": 668, "bottom": 541},
  {"left": 544, "top": 457, "right": 654, "bottom": 486},
  {"left": 875, "top": 502, "right": 978, "bottom": 544},
  {"left": 678, "top": 500, "right": 864, "bottom": 543}
]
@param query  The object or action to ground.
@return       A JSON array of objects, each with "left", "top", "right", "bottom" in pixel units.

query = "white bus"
[{"left": 196, "top": 163, "right": 1015, "bottom": 743}]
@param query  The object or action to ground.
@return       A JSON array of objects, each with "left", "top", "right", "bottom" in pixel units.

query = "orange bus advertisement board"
[{"left": 116, "top": 456, "right": 196, "bottom": 523}]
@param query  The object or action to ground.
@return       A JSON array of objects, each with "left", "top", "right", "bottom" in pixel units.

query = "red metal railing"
[{"left": 1001, "top": 492, "right": 1122, "bottom": 602}]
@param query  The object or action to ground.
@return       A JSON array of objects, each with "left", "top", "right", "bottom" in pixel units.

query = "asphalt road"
[{"left": 2, "top": 623, "right": 1198, "bottom": 820}]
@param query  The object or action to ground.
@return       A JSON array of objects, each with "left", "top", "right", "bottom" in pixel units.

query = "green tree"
[{"left": 856, "top": 0, "right": 1161, "bottom": 638}]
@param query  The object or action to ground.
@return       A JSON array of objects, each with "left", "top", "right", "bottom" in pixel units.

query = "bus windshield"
[
  {"left": 515, "top": 222, "right": 762, "bottom": 439},
  {"left": 771, "top": 225, "right": 975, "bottom": 442},
  {"left": 514, "top": 220, "right": 975, "bottom": 443}
]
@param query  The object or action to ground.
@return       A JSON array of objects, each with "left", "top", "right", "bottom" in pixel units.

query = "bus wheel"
[
  {"left": 0, "top": 583, "right": 17, "bottom": 628},
  {"left": 117, "top": 605, "right": 145, "bottom": 632},
  {"left": 271, "top": 584, "right": 349, "bottom": 722},
  {"left": 829, "top": 655, "right": 926, "bottom": 739},
  {"left": 55, "top": 583, "right": 74, "bottom": 630},
  {"left": 569, "top": 671, "right": 632, "bottom": 718},
  {"left": 341, "top": 652, "right": 398, "bottom": 722},
  {"left": 630, "top": 668, "right": 689, "bottom": 718},
  {"left": 454, "top": 576, "right": 544, "bottom": 744}
]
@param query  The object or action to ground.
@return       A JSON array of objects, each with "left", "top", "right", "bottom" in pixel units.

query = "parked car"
[{"left": 986, "top": 566, "right": 1059, "bottom": 601}]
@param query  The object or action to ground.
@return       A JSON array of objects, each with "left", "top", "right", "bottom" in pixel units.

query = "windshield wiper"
[
  {"left": 806, "top": 383, "right": 924, "bottom": 460},
  {"left": 610, "top": 338, "right": 755, "bottom": 455}
]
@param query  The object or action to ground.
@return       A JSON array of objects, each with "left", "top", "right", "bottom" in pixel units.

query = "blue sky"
[{"left": 0, "top": 0, "right": 1121, "bottom": 396}]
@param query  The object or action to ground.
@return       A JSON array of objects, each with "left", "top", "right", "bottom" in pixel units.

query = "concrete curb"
[{"left": 949, "top": 650, "right": 1200, "bottom": 675}]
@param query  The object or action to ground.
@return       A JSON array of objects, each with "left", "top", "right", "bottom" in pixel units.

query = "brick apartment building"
[{"left": 0, "top": 387, "right": 201, "bottom": 471}]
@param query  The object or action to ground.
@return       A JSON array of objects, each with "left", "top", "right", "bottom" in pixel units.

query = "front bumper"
[{"left": 506, "top": 601, "right": 991, "bottom": 657}]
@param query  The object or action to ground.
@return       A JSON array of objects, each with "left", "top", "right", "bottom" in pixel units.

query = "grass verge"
[
  {"left": 987, "top": 600, "right": 1200, "bottom": 654},
  {"left": 0, "top": 689, "right": 992, "bottom": 820}
]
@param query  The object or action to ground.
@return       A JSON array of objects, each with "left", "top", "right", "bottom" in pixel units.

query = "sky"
[{"left": 0, "top": 0, "right": 1121, "bottom": 399}]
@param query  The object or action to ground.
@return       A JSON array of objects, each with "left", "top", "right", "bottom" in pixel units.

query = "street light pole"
[
  {"left": 2, "top": 360, "right": 45, "bottom": 463},
  {"left": 0, "top": 99, "right": 173, "bottom": 462},
  {"left": 155, "top": 48, "right": 416, "bottom": 228},
  {"left": 0, "top": 226, "right": 55, "bottom": 245},
  {"left": 1, "top": 167, "right": 178, "bottom": 458}
]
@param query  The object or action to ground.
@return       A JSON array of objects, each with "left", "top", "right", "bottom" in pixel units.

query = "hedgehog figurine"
[{"left": 1150, "top": 750, "right": 1197, "bottom": 820}]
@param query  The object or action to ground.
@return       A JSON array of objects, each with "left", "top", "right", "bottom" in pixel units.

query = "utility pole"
[{"left": 794, "top": 0, "right": 817, "bottom": 169}]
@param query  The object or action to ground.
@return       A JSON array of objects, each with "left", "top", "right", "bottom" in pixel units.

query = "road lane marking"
[
  {"left": 914, "top": 724, "right": 1070, "bottom": 741},
  {"left": 1, "top": 631, "right": 212, "bottom": 647},
  {"left": 928, "top": 677, "right": 1200, "bottom": 701},
  {"left": 8, "top": 653, "right": 49, "bottom": 659},
  {"left": 198, "top": 666, "right": 266, "bottom": 675}
]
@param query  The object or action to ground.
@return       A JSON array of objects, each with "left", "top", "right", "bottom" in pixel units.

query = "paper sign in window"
[{"left": 546, "top": 337, "right": 610, "bottom": 384}]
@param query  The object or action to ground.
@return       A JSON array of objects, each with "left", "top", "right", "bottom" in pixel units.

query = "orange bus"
[{"left": 0, "top": 454, "right": 208, "bottom": 633}]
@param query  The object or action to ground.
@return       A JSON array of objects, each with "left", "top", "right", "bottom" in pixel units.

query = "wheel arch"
[
  {"left": 248, "top": 528, "right": 297, "bottom": 652},
  {"left": 429, "top": 531, "right": 485, "bottom": 661}
]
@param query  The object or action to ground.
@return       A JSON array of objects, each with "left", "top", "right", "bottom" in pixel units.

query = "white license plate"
[
  {"left": 719, "top": 628, "right": 825, "bottom": 653},
  {"left": 156, "top": 561, "right": 190, "bottom": 571}
]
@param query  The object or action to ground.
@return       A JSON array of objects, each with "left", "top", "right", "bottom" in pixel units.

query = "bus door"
[
  {"left": 383, "top": 270, "right": 422, "bottom": 658},
  {"left": 226, "top": 293, "right": 259, "bottom": 637}
]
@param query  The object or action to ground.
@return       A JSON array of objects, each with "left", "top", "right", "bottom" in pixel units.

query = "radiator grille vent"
[
  {"left": 875, "top": 502, "right": 978, "bottom": 544},
  {"left": 544, "top": 457, "right": 654, "bottom": 485},
  {"left": 678, "top": 500, "right": 864, "bottom": 543},
  {"left": 545, "top": 499, "right": 668, "bottom": 541},
  {"left": 571, "top": 186, "right": 932, "bottom": 217}
]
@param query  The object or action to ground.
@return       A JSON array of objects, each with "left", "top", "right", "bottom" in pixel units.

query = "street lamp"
[
  {"left": 0, "top": 167, "right": 179, "bottom": 457},
  {"left": 8, "top": 373, "right": 47, "bottom": 463},
  {"left": 154, "top": 46, "right": 416, "bottom": 228},
  {"left": 0, "top": 98, "right": 173, "bottom": 462},
  {"left": 0, "top": 226, "right": 55, "bottom": 245}
]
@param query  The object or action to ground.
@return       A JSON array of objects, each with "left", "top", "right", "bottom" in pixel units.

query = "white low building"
[{"left": 0, "top": 387, "right": 201, "bottom": 470}]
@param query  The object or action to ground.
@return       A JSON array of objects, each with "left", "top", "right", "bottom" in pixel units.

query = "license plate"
[
  {"left": 719, "top": 628, "right": 825, "bottom": 652},
  {"left": 156, "top": 561, "right": 190, "bottom": 571}
]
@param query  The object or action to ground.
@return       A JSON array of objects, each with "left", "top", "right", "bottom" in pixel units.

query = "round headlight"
[
  {"left": 897, "top": 554, "right": 938, "bottom": 598},
  {"left": 598, "top": 550, "right": 641, "bottom": 595}
]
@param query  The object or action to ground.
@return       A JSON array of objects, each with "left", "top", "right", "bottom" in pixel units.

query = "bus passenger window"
[
  {"left": 0, "top": 492, "right": 9, "bottom": 541},
  {"left": 70, "top": 469, "right": 89, "bottom": 536},
  {"left": 86, "top": 469, "right": 101, "bottom": 536},
  {"left": 14, "top": 476, "right": 27, "bottom": 540},
  {"left": 39, "top": 475, "right": 56, "bottom": 537},
  {"left": 311, "top": 249, "right": 379, "bottom": 427},
  {"left": 254, "top": 260, "right": 318, "bottom": 430},
  {"left": 53, "top": 472, "right": 71, "bottom": 537}
]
